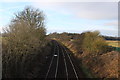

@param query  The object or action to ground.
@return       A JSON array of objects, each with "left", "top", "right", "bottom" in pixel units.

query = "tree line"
[{"left": 48, "top": 31, "right": 113, "bottom": 54}]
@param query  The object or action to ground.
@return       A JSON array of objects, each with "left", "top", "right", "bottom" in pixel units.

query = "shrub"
[
  {"left": 2, "top": 6, "right": 47, "bottom": 78},
  {"left": 81, "top": 31, "right": 109, "bottom": 54}
]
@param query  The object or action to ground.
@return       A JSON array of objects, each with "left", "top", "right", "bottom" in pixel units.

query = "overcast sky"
[{"left": 0, "top": 1, "right": 118, "bottom": 37}]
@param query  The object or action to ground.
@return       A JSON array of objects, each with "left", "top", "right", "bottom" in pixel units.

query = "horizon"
[{"left": 47, "top": 31, "right": 119, "bottom": 38}]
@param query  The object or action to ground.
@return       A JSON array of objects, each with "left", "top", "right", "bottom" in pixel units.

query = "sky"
[{"left": 0, "top": 1, "right": 119, "bottom": 37}]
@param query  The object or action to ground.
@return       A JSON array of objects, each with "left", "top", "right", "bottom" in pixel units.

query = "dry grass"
[
  {"left": 61, "top": 40, "right": 119, "bottom": 78},
  {"left": 106, "top": 40, "right": 120, "bottom": 47}
]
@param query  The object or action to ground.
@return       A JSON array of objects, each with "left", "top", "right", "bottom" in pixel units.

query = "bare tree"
[{"left": 13, "top": 6, "right": 45, "bottom": 28}]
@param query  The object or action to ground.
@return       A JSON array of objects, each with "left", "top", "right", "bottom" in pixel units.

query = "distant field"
[{"left": 106, "top": 40, "right": 120, "bottom": 47}]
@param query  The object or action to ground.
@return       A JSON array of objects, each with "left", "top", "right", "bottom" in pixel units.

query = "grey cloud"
[
  {"left": 61, "top": 2, "right": 118, "bottom": 20},
  {"left": 33, "top": 2, "right": 118, "bottom": 20}
]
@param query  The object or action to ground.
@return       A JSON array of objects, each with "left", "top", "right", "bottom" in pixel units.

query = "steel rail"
[
  {"left": 63, "top": 46, "right": 79, "bottom": 80},
  {"left": 55, "top": 43, "right": 60, "bottom": 79},
  {"left": 61, "top": 46, "right": 68, "bottom": 80},
  {"left": 45, "top": 42, "right": 56, "bottom": 80}
]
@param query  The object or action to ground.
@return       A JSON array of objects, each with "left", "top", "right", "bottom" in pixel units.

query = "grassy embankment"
[{"left": 62, "top": 40, "right": 118, "bottom": 78}]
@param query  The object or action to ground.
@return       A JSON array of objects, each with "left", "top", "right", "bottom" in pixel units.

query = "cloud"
[
  {"left": 61, "top": 2, "right": 118, "bottom": 20},
  {"left": 32, "top": 2, "right": 118, "bottom": 20},
  {"left": 81, "top": 3, "right": 117, "bottom": 20}
]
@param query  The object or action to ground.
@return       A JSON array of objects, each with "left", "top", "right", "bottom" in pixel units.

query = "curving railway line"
[{"left": 39, "top": 40, "right": 86, "bottom": 79}]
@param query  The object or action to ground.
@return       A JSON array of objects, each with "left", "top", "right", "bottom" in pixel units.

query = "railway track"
[
  {"left": 44, "top": 40, "right": 86, "bottom": 79},
  {"left": 45, "top": 41, "right": 59, "bottom": 79}
]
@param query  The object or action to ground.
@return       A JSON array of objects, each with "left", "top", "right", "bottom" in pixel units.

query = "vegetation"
[
  {"left": 49, "top": 31, "right": 111, "bottom": 54},
  {"left": 48, "top": 31, "right": 119, "bottom": 78},
  {"left": 81, "top": 31, "right": 109, "bottom": 54},
  {"left": 2, "top": 6, "right": 51, "bottom": 78},
  {"left": 2, "top": 5, "right": 119, "bottom": 79}
]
